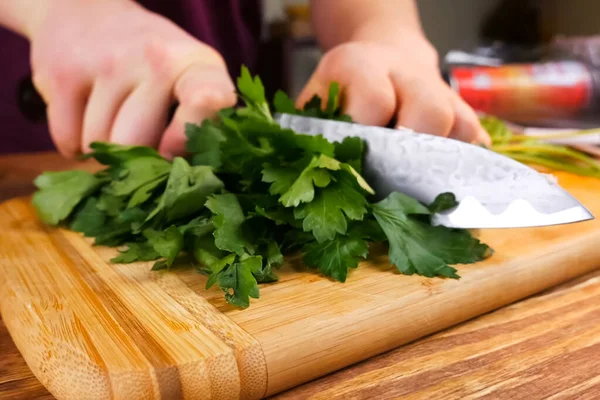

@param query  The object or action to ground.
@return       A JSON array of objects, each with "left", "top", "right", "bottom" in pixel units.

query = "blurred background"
[{"left": 259, "top": 0, "right": 600, "bottom": 133}]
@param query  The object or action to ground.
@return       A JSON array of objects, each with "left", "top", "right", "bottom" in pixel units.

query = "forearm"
[
  {"left": 310, "top": 0, "right": 438, "bottom": 64},
  {"left": 0, "top": 0, "right": 134, "bottom": 39}
]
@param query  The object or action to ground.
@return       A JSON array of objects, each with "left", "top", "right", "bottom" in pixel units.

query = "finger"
[
  {"left": 109, "top": 81, "right": 172, "bottom": 148},
  {"left": 449, "top": 94, "right": 491, "bottom": 146},
  {"left": 159, "top": 64, "right": 236, "bottom": 158},
  {"left": 391, "top": 76, "right": 454, "bottom": 137},
  {"left": 45, "top": 80, "right": 91, "bottom": 157},
  {"left": 343, "top": 76, "right": 396, "bottom": 126},
  {"left": 296, "top": 73, "right": 329, "bottom": 111},
  {"left": 81, "top": 79, "right": 134, "bottom": 152},
  {"left": 296, "top": 71, "right": 396, "bottom": 126}
]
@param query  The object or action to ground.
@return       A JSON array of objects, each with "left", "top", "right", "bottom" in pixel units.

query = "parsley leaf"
[
  {"left": 278, "top": 155, "right": 341, "bottom": 207},
  {"left": 149, "top": 225, "right": 184, "bottom": 268},
  {"left": 185, "top": 120, "right": 226, "bottom": 168},
  {"left": 178, "top": 216, "right": 213, "bottom": 237},
  {"left": 372, "top": 192, "right": 490, "bottom": 278},
  {"left": 303, "top": 235, "right": 368, "bottom": 282},
  {"left": 236, "top": 65, "right": 272, "bottom": 122},
  {"left": 97, "top": 193, "right": 125, "bottom": 217},
  {"left": 218, "top": 256, "right": 261, "bottom": 308},
  {"left": 191, "top": 235, "right": 225, "bottom": 272},
  {"left": 87, "top": 142, "right": 163, "bottom": 165},
  {"left": 262, "top": 165, "right": 300, "bottom": 196},
  {"left": 428, "top": 193, "right": 459, "bottom": 214},
  {"left": 32, "top": 170, "right": 102, "bottom": 225},
  {"left": 127, "top": 175, "right": 167, "bottom": 208},
  {"left": 294, "top": 82, "right": 353, "bottom": 122},
  {"left": 70, "top": 197, "right": 107, "bottom": 236},
  {"left": 145, "top": 157, "right": 224, "bottom": 224},
  {"left": 294, "top": 174, "right": 368, "bottom": 242},
  {"left": 334, "top": 137, "right": 364, "bottom": 173},
  {"left": 253, "top": 240, "right": 283, "bottom": 283},
  {"left": 108, "top": 157, "right": 170, "bottom": 197},
  {"left": 206, "top": 194, "right": 253, "bottom": 256},
  {"left": 325, "top": 82, "right": 342, "bottom": 118},
  {"left": 111, "top": 242, "right": 160, "bottom": 264},
  {"left": 273, "top": 90, "right": 297, "bottom": 114}
]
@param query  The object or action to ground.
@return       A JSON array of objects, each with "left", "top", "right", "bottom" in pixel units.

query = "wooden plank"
[
  {"left": 275, "top": 271, "right": 600, "bottom": 399},
  {"left": 1, "top": 171, "right": 600, "bottom": 399},
  {"left": 0, "top": 201, "right": 265, "bottom": 400},
  {"left": 5, "top": 271, "right": 600, "bottom": 399}
]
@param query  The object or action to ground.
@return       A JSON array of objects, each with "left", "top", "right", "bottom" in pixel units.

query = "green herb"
[
  {"left": 274, "top": 81, "right": 352, "bottom": 122},
  {"left": 31, "top": 66, "right": 492, "bottom": 308},
  {"left": 483, "top": 116, "right": 600, "bottom": 178},
  {"left": 372, "top": 192, "right": 489, "bottom": 278},
  {"left": 32, "top": 170, "right": 103, "bottom": 225}
]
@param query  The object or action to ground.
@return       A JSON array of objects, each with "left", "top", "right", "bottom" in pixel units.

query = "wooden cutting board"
[{"left": 2, "top": 172, "right": 600, "bottom": 400}]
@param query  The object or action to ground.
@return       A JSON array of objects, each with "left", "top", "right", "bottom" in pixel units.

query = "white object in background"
[
  {"left": 523, "top": 126, "right": 600, "bottom": 146},
  {"left": 444, "top": 50, "right": 503, "bottom": 67}
]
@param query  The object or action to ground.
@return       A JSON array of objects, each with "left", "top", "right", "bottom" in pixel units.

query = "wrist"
[{"left": 23, "top": 0, "right": 137, "bottom": 40}]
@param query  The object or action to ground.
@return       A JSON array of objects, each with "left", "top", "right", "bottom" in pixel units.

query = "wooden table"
[{"left": 1, "top": 152, "right": 600, "bottom": 400}]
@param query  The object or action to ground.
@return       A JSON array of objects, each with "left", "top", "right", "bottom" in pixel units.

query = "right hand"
[{"left": 28, "top": 0, "right": 237, "bottom": 158}]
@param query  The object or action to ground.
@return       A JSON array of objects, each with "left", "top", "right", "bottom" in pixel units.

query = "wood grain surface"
[
  {"left": 276, "top": 270, "right": 600, "bottom": 400},
  {"left": 4, "top": 271, "right": 600, "bottom": 400},
  {"left": 2, "top": 153, "right": 600, "bottom": 399}
]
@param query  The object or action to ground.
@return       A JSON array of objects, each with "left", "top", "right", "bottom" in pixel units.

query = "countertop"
[{"left": 1, "top": 152, "right": 600, "bottom": 400}]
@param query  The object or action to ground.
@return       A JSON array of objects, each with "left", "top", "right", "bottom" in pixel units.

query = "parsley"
[
  {"left": 294, "top": 174, "right": 368, "bottom": 243},
  {"left": 31, "top": 66, "right": 492, "bottom": 309},
  {"left": 482, "top": 116, "right": 600, "bottom": 178},
  {"left": 372, "top": 192, "right": 489, "bottom": 278},
  {"left": 32, "top": 170, "right": 103, "bottom": 225},
  {"left": 303, "top": 235, "right": 368, "bottom": 282},
  {"left": 428, "top": 193, "right": 459, "bottom": 214},
  {"left": 206, "top": 194, "right": 254, "bottom": 256},
  {"left": 111, "top": 242, "right": 160, "bottom": 264}
]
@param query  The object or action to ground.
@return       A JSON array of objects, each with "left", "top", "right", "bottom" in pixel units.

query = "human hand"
[
  {"left": 297, "top": 36, "right": 490, "bottom": 145},
  {"left": 28, "top": 0, "right": 236, "bottom": 158}
]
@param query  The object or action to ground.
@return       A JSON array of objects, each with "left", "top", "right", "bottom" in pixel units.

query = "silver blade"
[{"left": 275, "top": 114, "right": 594, "bottom": 229}]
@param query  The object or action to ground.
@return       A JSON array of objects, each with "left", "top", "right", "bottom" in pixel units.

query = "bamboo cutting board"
[{"left": 1, "top": 172, "right": 600, "bottom": 400}]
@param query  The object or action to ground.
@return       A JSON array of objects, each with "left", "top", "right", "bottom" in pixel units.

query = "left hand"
[{"left": 297, "top": 40, "right": 491, "bottom": 146}]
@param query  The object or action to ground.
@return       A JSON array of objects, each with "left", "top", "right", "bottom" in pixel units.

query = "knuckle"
[
  {"left": 182, "top": 88, "right": 235, "bottom": 112},
  {"left": 318, "top": 43, "right": 381, "bottom": 79},
  {"left": 98, "top": 53, "right": 118, "bottom": 78},
  {"left": 144, "top": 38, "right": 175, "bottom": 79},
  {"left": 48, "top": 62, "right": 85, "bottom": 92},
  {"left": 200, "top": 45, "right": 228, "bottom": 68},
  {"left": 364, "top": 90, "right": 395, "bottom": 118}
]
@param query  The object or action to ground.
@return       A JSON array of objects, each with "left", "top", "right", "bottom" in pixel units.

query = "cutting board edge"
[
  {"left": 0, "top": 198, "right": 268, "bottom": 400},
  {"left": 259, "top": 226, "right": 600, "bottom": 395}
]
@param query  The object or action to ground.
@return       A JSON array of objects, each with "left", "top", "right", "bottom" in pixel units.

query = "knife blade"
[{"left": 275, "top": 113, "right": 594, "bottom": 229}]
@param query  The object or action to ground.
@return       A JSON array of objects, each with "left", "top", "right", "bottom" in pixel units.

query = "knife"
[{"left": 275, "top": 114, "right": 594, "bottom": 229}]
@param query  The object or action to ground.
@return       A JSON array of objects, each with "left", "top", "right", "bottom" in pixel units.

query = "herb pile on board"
[{"left": 32, "top": 67, "right": 492, "bottom": 308}]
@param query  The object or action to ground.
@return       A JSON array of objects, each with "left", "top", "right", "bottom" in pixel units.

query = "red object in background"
[{"left": 450, "top": 61, "right": 593, "bottom": 126}]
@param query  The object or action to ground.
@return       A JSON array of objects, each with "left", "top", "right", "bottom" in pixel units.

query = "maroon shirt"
[{"left": 0, "top": 0, "right": 261, "bottom": 154}]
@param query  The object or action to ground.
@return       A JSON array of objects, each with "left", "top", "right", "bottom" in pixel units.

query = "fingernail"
[{"left": 475, "top": 129, "right": 492, "bottom": 147}]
